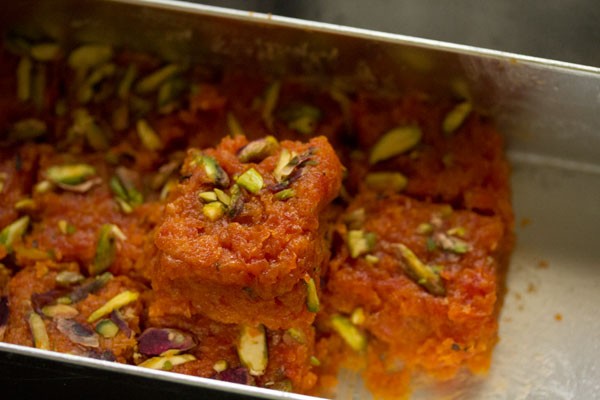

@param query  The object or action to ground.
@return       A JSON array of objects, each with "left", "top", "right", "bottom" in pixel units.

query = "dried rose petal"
[
  {"left": 69, "top": 272, "right": 112, "bottom": 303},
  {"left": 56, "top": 318, "right": 99, "bottom": 348},
  {"left": 213, "top": 367, "right": 255, "bottom": 386},
  {"left": 87, "top": 348, "right": 116, "bottom": 361},
  {"left": 137, "top": 327, "right": 197, "bottom": 356},
  {"left": 109, "top": 310, "right": 131, "bottom": 338},
  {"left": 31, "top": 289, "right": 68, "bottom": 314},
  {"left": 0, "top": 297, "right": 8, "bottom": 327}
]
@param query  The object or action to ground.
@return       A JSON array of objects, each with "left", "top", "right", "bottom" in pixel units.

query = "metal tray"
[{"left": 1, "top": 1, "right": 599, "bottom": 399}]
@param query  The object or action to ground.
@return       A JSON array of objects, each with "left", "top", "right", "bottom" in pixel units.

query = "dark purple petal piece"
[
  {"left": 56, "top": 318, "right": 99, "bottom": 347},
  {"left": 69, "top": 272, "right": 112, "bottom": 303},
  {"left": 87, "top": 349, "right": 116, "bottom": 362},
  {"left": 109, "top": 310, "right": 131, "bottom": 338},
  {"left": 213, "top": 367, "right": 255, "bottom": 386},
  {"left": 137, "top": 327, "right": 197, "bottom": 356}
]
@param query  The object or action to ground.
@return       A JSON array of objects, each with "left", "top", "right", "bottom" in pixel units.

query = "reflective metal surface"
[{"left": 1, "top": 0, "right": 599, "bottom": 398}]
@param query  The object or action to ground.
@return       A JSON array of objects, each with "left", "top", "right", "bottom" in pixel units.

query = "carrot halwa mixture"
[{"left": 0, "top": 37, "right": 513, "bottom": 398}]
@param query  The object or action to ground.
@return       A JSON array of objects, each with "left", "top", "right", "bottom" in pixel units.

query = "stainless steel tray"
[{"left": 1, "top": 1, "right": 599, "bottom": 399}]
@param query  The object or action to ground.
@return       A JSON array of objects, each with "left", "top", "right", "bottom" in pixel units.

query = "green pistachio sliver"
[
  {"left": 118, "top": 64, "right": 138, "bottom": 99},
  {"left": 364, "top": 172, "right": 408, "bottom": 192},
  {"left": 347, "top": 230, "right": 376, "bottom": 259},
  {"left": 304, "top": 276, "right": 320, "bottom": 313},
  {"left": 136, "top": 119, "right": 163, "bottom": 151},
  {"left": 17, "top": 56, "right": 32, "bottom": 102},
  {"left": 416, "top": 223, "right": 434, "bottom": 235},
  {"left": 198, "top": 191, "right": 218, "bottom": 203},
  {"left": 273, "top": 148, "right": 295, "bottom": 182},
  {"left": 226, "top": 112, "right": 245, "bottom": 137},
  {"left": 237, "top": 168, "right": 264, "bottom": 194},
  {"left": 14, "top": 198, "right": 36, "bottom": 212},
  {"left": 157, "top": 77, "right": 186, "bottom": 110},
  {"left": 41, "top": 304, "right": 79, "bottom": 319},
  {"left": 443, "top": 101, "right": 472, "bottom": 135},
  {"left": 55, "top": 271, "right": 85, "bottom": 286},
  {"left": 310, "top": 356, "right": 321, "bottom": 367},
  {"left": 72, "top": 108, "right": 109, "bottom": 151},
  {"left": 47, "top": 164, "right": 96, "bottom": 186},
  {"left": 203, "top": 202, "right": 226, "bottom": 221},
  {"left": 58, "top": 220, "right": 76, "bottom": 235},
  {"left": 34, "top": 180, "right": 53, "bottom": 194},
  {"left": 343, "top": 208, "right": 366, "bottom": 230},
  {"left": 28, "top": 313, "right": 50, "bottom": 350},
  {"left": 0, "top": 216, "right": 30, "bottom": 253},
  {"left": 68, "top": 44, "right": 113, "bottom": 71},
  {"left": 30, "top": 43, "right": 61, "bottom": 61},
  {"left": 447, "top": 226, "right": 467, "bottom": 237},
  {"left": 111, "top": 167, "right": 144, "bottom": 208},
  {"left": 213, "top": 360, "right": 228, "bottom": 373},
  {"left": 89, "top": 224, "right": 122, "bottom": 276},
  {"left": 237, "top": 324, "right": 268, "bottom": 376},
  {"left": 369, "top": 126, "right": 422, "bottom": 164},
  {"left": 9, "top": 118, "right": 47, "bottom": 141},
  {"left": 139, "top": 353, "right": 196, "bottom": 370},
  {"left": 365, "top": 254, "right": 379, "bottom": 264},
  {"left": 196, "top": 155, "right": 230, "bottom": 188},
  {"left": 261, "top": 81, "right": 280, "bottom": 131},
  {"left": 77, "top": 62, "right": 116, "bottom": 104},
  {"left": 280, "top": 104, "right": 321, "bottom": 135},
  {"left": 274, "top": 188, "right": 295, "bottom": 201},
  {"left": 87, "top": 290, "right": 139, "bottom": 323},
  {"left": 437, "top": 233, "right": 470, "bottom": 254},
  {"left": 228, "top": 184, "right": 243, "bottom": 218},
  {"left": 330, "top": 315, "right": 367, "bottom": 352},
  {"left": 95, "top": 319, "right": 119, "bottom": 338},
  {"left": 394, "top": 243, "right": 445, "bottom": 296},
  {"left": 213, "top": 188, "right": 231, "bottom": 206},
  {"left": 160, "top": 178, "right": 178, "bottom": 201},
  {"left": 285, "top": 328, "right": 306, "bottom": 344},
  {"left": 237, "top": 136, "right": 279, "bottom": 163},
  {"left": 135, "top": 64, "right": 180, "bottom": 94},
  {"left": 351, "top": 308, "right": 366, "bottom": 325}
]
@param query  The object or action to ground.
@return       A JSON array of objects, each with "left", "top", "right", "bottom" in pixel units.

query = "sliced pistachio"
[
  {"left": 274, "top": 188, "right": 295, "bottom": 201},
  {"left": 77, "top": 62, "right": 116, "bottom": 104},
  {"left": 56, "top": 318, "right": 99, "bottom": 348},
  {"left": 237, "top": 168, "right": 263, "bottom": 194},
  {"left": 87, "top": 290, "right": 139, "bottom": 323},
  {"left": 28, "top": 313, "right": 50, "bottom": 350},
  {"left": 136, "top": 119, "right": 163, "bottom": 151},
  {"left": 95, "top": 319, "right": 119, "bottom": 338},
  {"left": 226, "top": 112, "right": 245, "bottom": 137},
  {"left": 213, "top": 360, "right": 229, "bottom": 373},
  {"left": 213, "top": 188, "right": 231, "bottom": 206},
  {"left": 351, "top": 308, "right": 366, "bottom": 325},
  {"left": 160, "top": 178, "right": 178, "bottom": 201},
  {"left": 195, "top": 155, "right": 230, "bottom": 188},
  {"left": 41, "top": 304, "right": 79, "bottom": 319},
  {"left": 198, "top": 191, "right": 218, "bottom": 203},
  {"left": 139, "top": 353, "right": 196, "bottom": 370},
  {"left": 347, "top": 230, "right": 376, "bottom": 259},
  {"left": 57, "top": 220, "right": 76, "bottom": 235},
  {"left": 135, "top": 64, "right": 180, "bottom": 94},
  {"left": 237, "top": 324, "right": 268, "bottom": 376},
  {"left": 151, "top": 159, "right": 182, "bottom": 190},
  {"left": 272, "top": 147, "right": 315, "bottom": 185},
  {"left": 304, "top": 276, "right": 320, "bottom": 313},
  {"left": 285, "top": 328, "right": 306, "bottom": 344},
  {"left": 261, "top": 81, "right": 281, "bottom": 132},
  {"left": 369, "top": 126, "right": 422, "bottom": 164},
  {"left": 55, "top": 271, "right": 84, "bottom": 287},
  {"left": 443, "top": 101, "right": 472, "bottom": 135},
  {"left": 273, "top": 148, "right": 295, "bottom": 182},
  {"left": 279, "top": 103, "right": 321, "bottom": 135},
  {"left": 9, "top": 118, "right": 47, "bottom": 141},
  {"left": 436, "top": 233, "right": 470, "bottom": 254},
  {"left": 203, "top": 202, "right": 226, "bottom": 221},
  {"left": 70, "top": 108, "right": 109, "bottom": 151},
  {"left": 110, "top": 167, "right": 144, "bottom": 211},
  {"left": 157, "top": 77, "right": 186, "bottom": 110},
  {"left": 138, "top": 327, "right": 197, "bottom": 356},
  {"left": 117, "top": 64, "right": 138, "bottom": 99},
  {"left": 228, "top": 184, "right": 243, "bottom": 218},
  {"left": 237, "top": 136, "right": 279, "bottom": 163},
  {"left": 68, "top": 272, "right": 113, "bottom": 303},
  {"left": 343, "top": 208, "right": 366, "bottom": 230},
  {"left": 310, "top": 356, "right": 321, "bottom": 367},
  {"left": 89, "top": 224, "right": 122, "bottom": 276},
  {"left": 446, "top": 226, "right": 467, "bottom": 237},
  {"left": 394, "top": 243, "right": 445, "bottom": 296},
  {"left": 34, "top": 180, "right": 53, "bottom": 194},
  {"left": 0, "top": 216, "right": 30, "bottom": 253},
  {"left": 68, "top": 44, "right": 113, "bottom": 72},
  {"left": 14, "top": 246, "right": 49, "bottom": 261},
  {"left": 46, "top": 163, "right": 96, "bottom": 186},
  {"left": 330, "top": 315, "right": 367, "bottom": 352},
  {"left": 30, "top": 43, "right": 61, "bottom": 61},
  {"left": 14, "top": 198, "right": 36, "bottom": 212},
  {"left": 17, "top": 56, "right": 32, "bottom": 102},
  {"left": 416, "top": 223, "right": 434, "bottom": 235},
  {"left": 365, "top": 254, "right": 379, "bottom": 264},
  {"left": 364, "top": 172, "right": 408, "bottom": 192}
]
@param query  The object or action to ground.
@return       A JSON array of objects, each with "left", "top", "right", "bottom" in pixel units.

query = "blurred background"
[{"left": 187, "top": 0, "right": 600, "bottom": 67}]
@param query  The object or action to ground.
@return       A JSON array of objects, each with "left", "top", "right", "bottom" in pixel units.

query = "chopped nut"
[
  {"left": 203, "top": 202, "right": 226, "bottom": 221},
  {"left": 77, "top": 63, "right": 116, "bottom": 104},
  {"left": 310, "top": 356, "right": 321, "bottom": 367},
  {"left": 57, "top": 220, "right": 76, "bottom": 235},
  {"left": 136, "top": 119, "right": 163, "bottom": 151},
  {"left": 261, "top": 81, "right": 280, "bottom": 131},
  {"left": 279, "top": 103, "right": 321, "bottom": 135},
  {"left": 198, "top": 191, "right": 218, "bottom": 203},
  {"left": 364, "top": 172, "right": 408, "bottom": 192},
  {"left": 237, "top": 136, "right": 279, "bottom": 163},
  {"left": 237, "top": 324, "right": 268, "bottom": 376},
  {"left": 228, "top": 184, "right": 244, "bottom": 218},
  {"left": 117, "top": 64, "right": 138, "bottom": 99},
  {"left": 89, "top": 224, "right": 123, "bottom": 276},
  {"left": 394, "top": 243, "right": 445, "bottom": 296},
  {"left": 213, "top": 188, "right": 231, "bottom": 206},
  {"left": 46, "top": 164, "right": 96, "bottom": 186},
  {"left": 443, "top": 101, "right": 472, "bottom": 135},
  {"left": 304, "top": 275, "right": 320, "bottom": 313},
  {"left": 343, "top": 208, "right": 366, "bottom": 230},
  {"left": 0, "top": 216, "right": 30, "bottom": 253},
  {"left": 68, "top": 44, "right": 113, "bottom": 72},
  {"left": 436, "top": 233, "right": 470, "bottom": 254},
  {"left": 365, "top": 254, "right": 379, "bottom": 264},
  {"left": 30, "top": 43, "right": 62, "bottom": 62},
  {"left": 34, "top": 180, "right": 53, "bottom": 194},
  {"left": 135, "top": 64, "right": 180, "bottom": 94},
  {"left": 226, "top": 112, "right": 245, "bottom": 137},
  {"left": 416, "top": 223, "right": 434, "bottom": 235},
  {"left": 41, "top": 304, "right": 79, "bottom": 319},
  {"left": 347, "top": 230, "right": 376, "bottom": 258},
  {"left": 236, "top": 168, "right": 264, "bottom": 194},
  {"left": 274, "top": 188, "right": 295, "bottom": 201},
  {"left": 139, "top": 353, "right": 196, "bottom": 370},
  {"left": 285, "top": 328, "right": 306, "bottom": 344},
  {"left": 195, "top": 155, "right": 230, "bottom": 188},
  {"left": 14, "top": 198, "right": 36, "bottom": 212},
  {"left": 110, "top": 167, "right": 144, "bottom": 212},
  {"left": 57, "top": 318, "right": 99, "bottom": 347},
  {"left": 68, "top": 272, "right": 113, "bottom": 303},
  {"left": 95, "top": 319, "right": 119, "bottom": 338},
  {"left": 87, "top": 290, "right": 139, "bottom": 323},
  {"left": 351, "top": 308, "right": 366, "bottom": 325},
  {"left": 330, "top": 315, "right": 367, "bottom": 352},
  {"left": 369, "top": 126, "right": 422, "bottom": 164},
  {"left": 55, "top": 271, "right": 84, "bottom": 287},
  {"left": 213, "top": 360, "right": 229, "bottom": 373},
  {"left": 446, "top": 226, "right": 467, "bottom": 237},
  {"left": 28, "top": 312, "right": 50, "bottom": 350}
]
